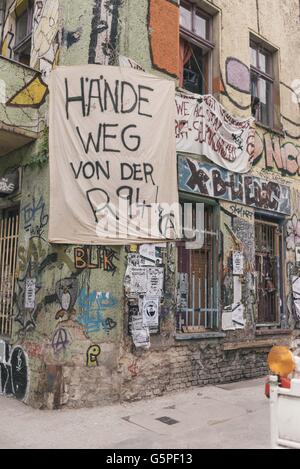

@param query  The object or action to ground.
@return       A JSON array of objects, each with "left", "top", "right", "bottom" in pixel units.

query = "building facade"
[{"left": 0, "top": 0, "right": 299, "bottom": 409}]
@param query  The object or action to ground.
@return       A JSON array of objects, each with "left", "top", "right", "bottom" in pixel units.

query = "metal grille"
[
  {"left": 0, "top": 209, "right": 19, "bottom": 337},
  {"left": 177, "top": 204, "right": 219, "bottom": 332},
  {"left": 255, "top": 220, "right": 281, "bottom": 325}
]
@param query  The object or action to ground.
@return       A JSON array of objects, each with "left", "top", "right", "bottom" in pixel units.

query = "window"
[
  {"left": 250, "top": 41, "right": 274, "bottom": 128},
  {"left": 13, "top": 0, "right": 34, "bottom": 66},
  {"left": 177, "top": 202, "right": 219, "bottom": 333},
  {"left": 0, "top": 207, "right": 19, "bottom": 338},
  {"left": 179, "top": 1, "right": 214, "bottom": 95},
  {"left": 255, "top": 218, "right": 283, "bottom": 325}
]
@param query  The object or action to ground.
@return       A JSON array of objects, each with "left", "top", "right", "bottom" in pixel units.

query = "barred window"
[
  {"left": 0, "top": 207, "right": 20, "bottom": 338},
  {"left": 177, "top": 202, "right": 219, "bottom": 333},
  {"left": 255, "top": 218, "right": 283, "bottom": 325}
]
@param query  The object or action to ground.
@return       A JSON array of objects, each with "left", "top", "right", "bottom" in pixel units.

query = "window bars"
[
  {"left": 177, "top": 205, "right": 219, "bottom": 332},
  {"left": 0, "top": 210, "right": 19, "bottom": 337},
  {"left": 255, "top": 220, "right": 282, "bottom": 325}
]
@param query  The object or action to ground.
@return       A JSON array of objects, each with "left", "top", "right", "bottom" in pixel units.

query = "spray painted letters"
[
  {"left": 178, "top": 156, "right": 291, "bottom": 215},
  {"left": 176, "top": 92, "right": 255, "bottom": 174}
]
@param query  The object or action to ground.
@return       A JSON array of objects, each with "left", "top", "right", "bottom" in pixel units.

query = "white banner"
[
  {"left": 49, "top": 66, "right": 179, "bottom": 244},
  {"left": 175, "top": 91, "right": 255, "bottom": 174}
]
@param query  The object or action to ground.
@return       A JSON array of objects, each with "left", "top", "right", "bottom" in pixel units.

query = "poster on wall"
[
  {"left": 292, "top": 277, "right": 300, "bottom": 320},
  {"left": 177, "top": 273, "right": 189, "bottom": 309},
  {"left": 124, "top": 266, "right": 147, "bottom": 295},
  {"left": 24, "top": 278, "right": 36, "bottom": 310},
  {"left": 128, "top": 303, "right": 139, "bottom": 335},
  {"left": 49, "top": 66, "right": 179, "bottom": 244},
  {"left": 175, "top": 91, "right": 255, "bottom": 174},
  {"left": 139, "top": 244, "right": 164, "bottom": 266},
  {"left": 131, "top": 317, "right": 150, "bottom": 349},
  {"left": 127, "top": 253, "right": 141, "bottom": 267},
  {"left": 222, "top": 304, "right": 245, "bottom": 331},
  {"left": 146, "top": 267, "right": 164, "bottom": 296},
  {"left": 141, "top": 296, "right": 160, "bottom": 328},
  {"left": 233, "top": 251, "right": 244, "bottom": 276}
]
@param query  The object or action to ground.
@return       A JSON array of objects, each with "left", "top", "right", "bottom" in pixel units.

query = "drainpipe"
[{"left": 0, "top": 0, "right": 6, "bottom": 49}]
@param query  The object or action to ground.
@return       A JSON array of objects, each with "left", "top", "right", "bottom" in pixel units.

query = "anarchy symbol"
[{"left": 52, "top": 328, "right": 69, "bottom": 353}]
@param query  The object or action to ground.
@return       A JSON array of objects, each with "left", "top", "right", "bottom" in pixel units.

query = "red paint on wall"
[{"left": 149, "top": 0, "right": 179, "bottom": 78}]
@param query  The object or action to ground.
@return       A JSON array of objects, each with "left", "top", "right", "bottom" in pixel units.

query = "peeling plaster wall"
[
  {"left": 119, "top": 0, "right": 152, "bottom": 73},
  {"left": 0, "top": 0, "right": 129, "bottom": 408},
  {"left": 1, "top": 157, "right": 127, "bottom": 408}
]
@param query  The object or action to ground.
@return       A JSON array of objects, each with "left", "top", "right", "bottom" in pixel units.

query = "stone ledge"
[
  {"left": 223, "top": 338, "right": 290, "bottom": 351},
  {"left": 0, "top": 122, "right": 39, "bottom": 157},
  {"left": 175, "top": 332, "right": 226, "bottom": 341},
  {"left": 255, "top": 329, "right": 292, "bottom": 337}
]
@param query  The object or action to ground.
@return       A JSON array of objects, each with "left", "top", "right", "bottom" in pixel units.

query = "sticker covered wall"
[
  {"left": 49, "top": 65, "right": 179, "bottom": 244},
  {"left": 125, "top": 243, "right": 166, "bottom": 347}
]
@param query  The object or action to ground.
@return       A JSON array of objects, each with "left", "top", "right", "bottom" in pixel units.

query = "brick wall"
[
  {"left": 119, "top": 342, "right": 269, "bottom": 403},
  {"left": 48, "top": 340, "right": 269, "bottom": 409}
]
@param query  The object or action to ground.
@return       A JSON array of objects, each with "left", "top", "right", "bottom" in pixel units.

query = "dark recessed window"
[
  {"left": 179, "top": 1, "right": 214, "bottom": 95},
  {"left": 14, "top": 0, "right": 34, "bottom": 66},
  {"left": 250, "top": 41, "right": 275, "bottom": 128}
]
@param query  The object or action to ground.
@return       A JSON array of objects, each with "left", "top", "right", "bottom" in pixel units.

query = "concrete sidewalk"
[{"left": 0, "top": 377, "right": 270, "bottom": 449}]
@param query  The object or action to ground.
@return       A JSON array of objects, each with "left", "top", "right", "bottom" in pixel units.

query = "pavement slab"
[{"left": 0, "top": 378, "right": 270, "bottom": 449}]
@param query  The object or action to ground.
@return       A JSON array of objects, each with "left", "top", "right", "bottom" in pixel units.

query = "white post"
[{"left": 269, "top": 375, "right": 280, "bottom": 449}]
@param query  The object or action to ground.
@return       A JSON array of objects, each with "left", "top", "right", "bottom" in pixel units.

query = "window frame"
[
  {"left": 13, "top": 0, "right": 34, "bottom": 66},
  {"left": 180, "top": 1, "right": 215, "bottom": 95},
  {"left": 180, "top": 1, "right": 214, "bottom": 46},
  {"left": 250, "top": 40, "right": 275, "bottom": 128},
  {"left": 0, "top": 206, "right": 20, "bottom": 339},
  {"left": 176, "top": 196, "right": 220, "bottom": 334},
  {"left": 254, "top": 215, "right": 284, "bottom": 327}
]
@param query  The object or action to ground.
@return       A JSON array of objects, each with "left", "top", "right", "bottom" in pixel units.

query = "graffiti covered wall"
[
  {"left": 216, "top": 0, "right": 300, "bottom": 333},
  {"left": 10, "top": 164, "right": 124, "bottom": 408},
  {"left": 0, "top": 0, "right": 128, "bottom": 408},
  {"left": 0, "top": 0, "right": 299, "bottom": 409}
]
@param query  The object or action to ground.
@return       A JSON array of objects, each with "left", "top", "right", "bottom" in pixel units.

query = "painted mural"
[
  {"left": 254, "top": 132, "right": 300, "bottom": 176},
  {"left": 1, "top": 0, "right": 18, "bottom": 60},
  {"left": 1, "top": 0, "right": 59, "bottom": 109},
  {"left": 30, "top": 0, "right": 59, "bottom": 76},
  {"left": 88, "top": 0, "right": 124, "bottom": 65},
  {"left": 178, "top": 155, "right": 291, "bottom": 215}
]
